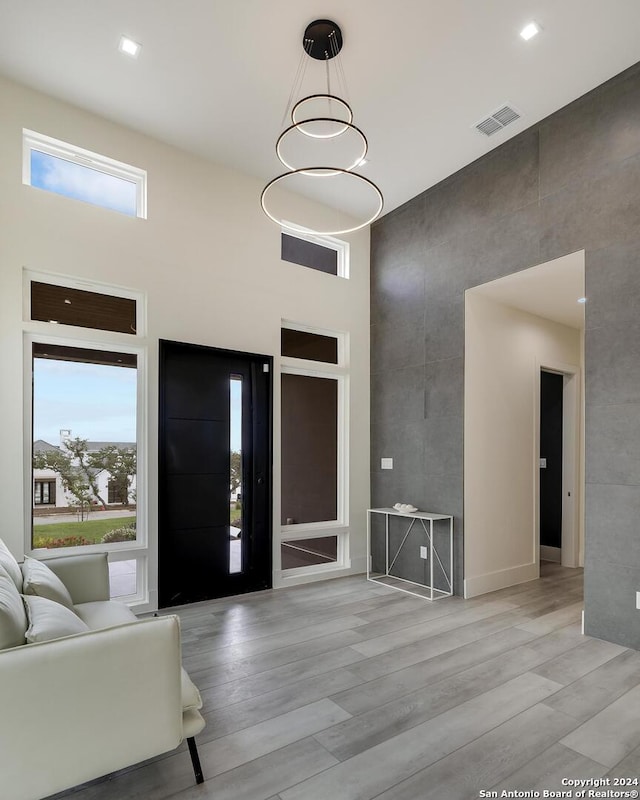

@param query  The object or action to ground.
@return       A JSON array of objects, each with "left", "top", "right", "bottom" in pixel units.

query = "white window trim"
[
  {"left": 23, "top": 128, "right": 147, "bottom": 219},
  {"left": 23, "top": 268, "right": 147, "bottom": 338},
  {"left": 280, "top": 531, "right": 350, "bottom": 580},
  {"left": 24, "top": 332, "right": 148, "bottom": 557},
  {"left": 280, "top": 363, "right": 348, "bottom": 534},
  {"left": 281, "top": 222, "right": 350, "bottom": 279},
  {"left": 280, "top": 525, "right": 350, "bottom": 542},
  {"left": 23, "top": 272, "right": 149, "bottom": 606},
  {"left": 279, "top": 321, "right": 350, "bottom": 576}
]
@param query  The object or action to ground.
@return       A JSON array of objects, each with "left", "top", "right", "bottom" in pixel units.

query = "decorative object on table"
[
  {"left": 260, "top": 18, "right": 384, "bottom": 235},
  {"left": 393, "top": 503, "right": 418, "bottom": 513}
]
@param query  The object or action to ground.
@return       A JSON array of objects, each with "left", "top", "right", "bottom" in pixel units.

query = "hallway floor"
[{"left": 51, "top": 564, "right": 640, "bottom": 800}]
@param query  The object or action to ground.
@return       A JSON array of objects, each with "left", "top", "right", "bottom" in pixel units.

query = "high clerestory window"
[
  {"left": 280, "top": 227, "right": 349, "bottom": 278},
  {"left": 23, "top": 129, "right": 147, "bottom": 218}
]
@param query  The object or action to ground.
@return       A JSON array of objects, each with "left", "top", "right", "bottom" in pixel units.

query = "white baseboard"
[
  {"left": 464, "top": 561, "right": 538, "bottom": 598},
  {"left": 540, "top": 545, "right": 561, "bottom": 563}
]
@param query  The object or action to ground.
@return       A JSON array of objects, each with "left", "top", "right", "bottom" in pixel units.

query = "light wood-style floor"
[{"left": 53, "top": 564, "right": 640, "bottom": 800}]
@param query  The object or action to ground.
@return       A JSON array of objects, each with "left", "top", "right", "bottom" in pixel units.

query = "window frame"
[
  {"left": 280, "top": 223, "right": 350, "bottom": 279},
  {"left": 107, "top": 477, "right": 130, "bottom": 506},
  {"left": 23, "top": 272, "right": 149, "bottom": 608},
  {"left": 279, "top": 322, "right": 350, "bottom": 577},
  {"left": 23, "top": 269, "right": 147, "bottom": 338},
  {"left": 25, "top": 332, "right": 147, "bottom": 557},
  {"left": 280, "top": 533, "right": 347, "bottom": 579},
  {"left": 33, "top": 479, "right": 56, "bottom": 506},
  {"left": 280, "top": 365, "right": 348, "bottom": 533},
  {"left": 23, "top": 128, "right": 147, "bottom": 219},
  {"left": 281, "top": 320, "right": 346, "bottom": 368}
]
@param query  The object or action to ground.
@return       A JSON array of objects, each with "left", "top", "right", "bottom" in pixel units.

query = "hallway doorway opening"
[{"left": 464, "top": 251, "right": 585, "bottom": 598}]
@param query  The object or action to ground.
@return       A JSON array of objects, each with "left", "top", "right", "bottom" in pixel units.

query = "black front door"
[{"left": 158, "top": 340, "right": 272, "bottom": 606}]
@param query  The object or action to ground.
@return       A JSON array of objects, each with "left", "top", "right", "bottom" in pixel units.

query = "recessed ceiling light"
[
  {"left": 118, "top": 36, "right": 142, "bottom": 58},
  {"left": 520, "top": 22, "right": 541, "bottom": 41},
  {"left": 577, "top": 297, "right": 587, "bottom": 304}
]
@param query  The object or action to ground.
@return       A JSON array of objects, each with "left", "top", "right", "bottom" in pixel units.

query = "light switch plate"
[
  {"left": 381, "top": 458, "right": 393, "bottom": 470},
  {"left": 539, "top": 458, "right": 547, "bottom": 469},
  {"left": 420, "top": 546, "right": 428, "bottom": 559}
]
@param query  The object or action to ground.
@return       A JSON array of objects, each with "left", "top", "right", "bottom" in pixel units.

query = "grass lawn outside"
[
  {"left": 33, "top": 517, "right": 134, "bottom": 548},
  {"left": 34, "top": 505, "right": 239, "bottom": 548}
]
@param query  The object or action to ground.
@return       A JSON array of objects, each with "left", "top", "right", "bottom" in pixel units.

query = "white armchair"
[{"left": 0, "top": 546, "right": 205, "bottom": 800}]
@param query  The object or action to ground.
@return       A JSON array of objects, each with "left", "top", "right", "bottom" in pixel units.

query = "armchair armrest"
[
  {"left": 40, "top": 552, "right": 110, "bottom": 603},
  {"left": 0, "top": 616, "right": 184, "bottom": 800}
]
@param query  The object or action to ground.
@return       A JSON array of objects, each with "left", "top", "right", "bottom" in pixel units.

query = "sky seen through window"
[{"left": 30, "top": 149, "right": 137, "bottom": 216}]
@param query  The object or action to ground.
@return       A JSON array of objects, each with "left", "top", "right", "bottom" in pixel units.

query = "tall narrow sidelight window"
[
  {"left": 280, "top": 321, "right": 348, "bottom": 576},
  {"left": 281, "top": 373, "right": 338, "bottom": 525},
  {"left": 229, "top": 375, "right": 243, "bottom": 575}
]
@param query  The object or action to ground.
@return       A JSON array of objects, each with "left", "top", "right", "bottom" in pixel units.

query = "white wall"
[
  {"left": 464, "top": 292, "right": 582, "bottom": 597},
  {"left": 0, "top": 75, "right": 371, "bottom": 609}
]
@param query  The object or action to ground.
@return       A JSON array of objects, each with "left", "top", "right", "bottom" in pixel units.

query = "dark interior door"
[
  {"left": 540, "top": 370, "right": 563, "bottom": 550},
  {"left": 159, "top": 340, "right": 272, "bottom": 607}
]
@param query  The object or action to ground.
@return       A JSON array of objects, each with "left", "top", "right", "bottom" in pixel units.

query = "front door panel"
[{"left": 159, "top": 340, "right": 272, "bottom": 606}]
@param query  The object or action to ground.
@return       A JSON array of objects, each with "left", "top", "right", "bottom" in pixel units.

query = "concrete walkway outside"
[{"left": 33, "top": 509, "right": 136, "bottom": 526}]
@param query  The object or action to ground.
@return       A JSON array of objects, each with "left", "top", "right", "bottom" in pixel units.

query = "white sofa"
[{"left": 0, "top": 541, "right": 205, "bottom": 800}]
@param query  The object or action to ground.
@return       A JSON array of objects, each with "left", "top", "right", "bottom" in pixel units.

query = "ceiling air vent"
[{"left": 474, "top": 104, "right": 522, "bottom": 137}]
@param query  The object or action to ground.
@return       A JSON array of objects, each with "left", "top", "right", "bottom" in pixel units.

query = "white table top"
[{"left": 368, "top": 507, "right": 453, "bottom": 521}]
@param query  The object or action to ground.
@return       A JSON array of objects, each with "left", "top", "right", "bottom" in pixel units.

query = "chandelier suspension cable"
[
  {"left": 279, "top": 49, "right": 309, "bottom": 129},
  {"left": 329, "top": 25, "right": 350, "bottom": 104},
  {"left": 335, "top": 49, "right": 350, "bottom": 105},
  {"left": 325, "top": 57, "right": 333, "bottom": 118}
]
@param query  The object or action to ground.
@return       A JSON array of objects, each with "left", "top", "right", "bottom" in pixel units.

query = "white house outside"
[{"left": 33, "top": 436, "right": 137, "bottom": 514}]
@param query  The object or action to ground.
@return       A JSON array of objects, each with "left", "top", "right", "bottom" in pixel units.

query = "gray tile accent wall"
[{"left": 371, "top": 61, "right": 640, "bottom": 647}]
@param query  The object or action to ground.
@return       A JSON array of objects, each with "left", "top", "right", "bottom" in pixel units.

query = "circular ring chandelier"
[
  {"left": 276, "top": 119, "right": 368, "bottom": 173},
  {"left": 260, "top": 19, "right": 384, "bottom": 237},
  {"left": 261, "top": 168, "right": 384, "bottom": 236},
  {"left": 292, "top": 94, "right": 353, "bottom": 137}
]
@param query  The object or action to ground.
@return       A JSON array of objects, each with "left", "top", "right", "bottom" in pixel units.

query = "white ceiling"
[
  {"left": 470, "top": 251, "right": 586, "bottom": 329},
  {"left": 1, "top": 1, "right": 640, "bottom": 217}
]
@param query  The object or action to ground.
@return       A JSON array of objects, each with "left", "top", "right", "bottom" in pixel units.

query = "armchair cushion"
[
  {"left": 23, "top": 594, "right": 90, "bottom": 643},
  {"left": 22, "top": 556, "right": 75, "bottom": 612},
  {"left": 0, "top": 565, "right": 27, "bottom": 650},
  {"left": 42, "top": 553, "right": 110, "bottom": 604},
  {"left": 0, "top": 539, "right": 22, "bottom": 592},
  {"left": 75, "top": 600, "right": 137, "bottom": 629}
]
